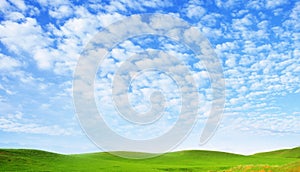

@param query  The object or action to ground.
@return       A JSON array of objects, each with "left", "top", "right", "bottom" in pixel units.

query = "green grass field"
[{"left": 0, "top": 147, "right": 299, "bottom": 171}]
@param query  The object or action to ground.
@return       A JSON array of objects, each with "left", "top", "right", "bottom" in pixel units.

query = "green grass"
[
  {"left": 254, "top": 147, "right": 300, "bottom": 158},
  {"left": 0, "top": 147, "right": 299, "bottom": 171}
]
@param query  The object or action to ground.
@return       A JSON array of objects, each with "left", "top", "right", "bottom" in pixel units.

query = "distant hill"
[
  {"left": 254, "top": 147, "right": 300, "bottom": 158},
  {"left": 0, "top": 147, "right": 299, "bottom": 171}
]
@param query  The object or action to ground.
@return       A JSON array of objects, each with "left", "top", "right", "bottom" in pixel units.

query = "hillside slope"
[
  {"left": 254, "top": 147, "right": 300, "bottom": 158},
  {"left": 0, "top": 148, "right": 299, "bottom": 171}
]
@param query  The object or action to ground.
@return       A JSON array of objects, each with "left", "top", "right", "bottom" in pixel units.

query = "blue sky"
[{"left": 0, "top": 0, "right": 299, "bottom": 155}]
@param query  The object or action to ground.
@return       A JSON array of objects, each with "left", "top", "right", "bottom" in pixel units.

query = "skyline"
[{"left": 0, "top": 0, "right": 299, "bottom": 155}]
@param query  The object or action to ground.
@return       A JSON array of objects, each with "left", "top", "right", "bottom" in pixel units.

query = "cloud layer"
[{"left": 0, "top": 0, "right": 299, "bottom": 154}]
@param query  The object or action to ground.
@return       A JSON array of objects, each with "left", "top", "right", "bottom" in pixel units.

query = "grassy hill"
[
  {"left": 254, "top": 147, "right": 300, "bottom": 158},
  {"left": 0, "top": 148, "right": 299, "bottom": 171}
]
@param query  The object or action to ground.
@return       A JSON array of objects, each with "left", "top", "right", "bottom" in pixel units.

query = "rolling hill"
[
  {"left": 254, "top": 147, "right": 300, "bottom": 158},
  {"left": 0, "top": 147, "right": 299, "bottom": 171}
]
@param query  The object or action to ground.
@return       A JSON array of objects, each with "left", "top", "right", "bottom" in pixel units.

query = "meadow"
[{"left": 0, "top": 147, "right": 299, "bottom": 171}]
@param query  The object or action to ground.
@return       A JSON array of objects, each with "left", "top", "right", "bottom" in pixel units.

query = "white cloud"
[
  {"left": 8, "top": 0, "right": 27, "bottom": 11},
  {"left": 0, "top": 84, "right": 15, "bottom": 95},
  {"left": 36, "top": 0, "right": 70, "bottom": 9},
  {"left": 49, "top": 4, "right": 74, "bottom": 19},
  {"left": 257, "top": 20, "right": 269, "bottom": 30},
  {"left": 246, "top": 0, "right": 264, "bottom": 10},
  {"left": 47, "top": 8, "right": 125, "bottom": 75},
  {"left": 33, "top": 48, "right": 59, "bottom": 70},
  {"left": 103, "top": 0, "right": 173, "bottom": 13},
  {"left": 0, "top": 0, "right": 10, "bottom": 13},
  {"left": 0, "top": 5, "right": 121, "bottom": 75},
  {"left": 224, "top": 53, "right": 237, "bottom": 68},
  {"left": 5, "top": 11, "right": 25, "bottom": 21},
  {"left": 96, "top": 13, "right": 124, "bottom": 27},
  {"left": 0, "top": 0, "right": 298, "bottom": 153},
  {"left": 185, "top": 4, "right": 206, "bottom": 20},
  {"left": 60, "top": 9, "right": 98, "bottom": 37},
  {"left": 0, "top": 54, "right": 21, "bottom": 71},
  {"left": 0, "top": 6, "right": 121, "bottom": 75},
  {"left": 215, "top": 0, "right": 241, "bottom": 9},
  {"left": 149, "top": 13, "right": 182, "bottom": 30},
  {"left": 0, "top": 118, "right": 74, "bottom": 136},
  {"left": 0, "top": 17, "right": 50, "bottom": 55},
  {"left": 272, "top": 8, "right": 284, "bottom": 16},
  {"left": 0, "top": 111, "right": 75, "bottom": 136},
  {"left": 216, "top": 41, "right": 239, "bottom": 53},
  {"left": 239, "top": 55, "right": 255, "bottom": 66},
  {"left": 231, "top": 9, "right": 249, "bottom": 18},
  {"left": 265, "top": 0, "right": 289, "bottom": 9},
  {"left": 200, "top": 13, "right": 222, "bottom": 27},
  {"left": 236, "top": 114, "right": 300, "bottom": 135},
  {"left": 232, "top": 14, "right": 254, "bottom": 31},
  {"left": 290, "top": 2, "right": 300, "bottom": 20},
  {"left": 143, "top": 0, "right": 172, "bottom": 8},
  {"left": 6, "top": 111, "right": 23, "bottom": 120},
  {"left": 283, "top": 2, "right": 300, "bottom": 31}
]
